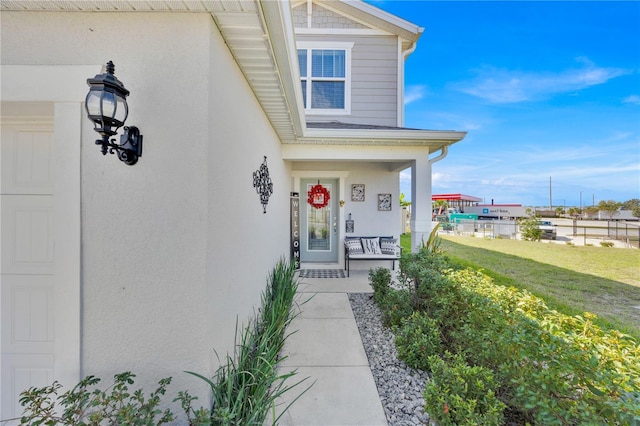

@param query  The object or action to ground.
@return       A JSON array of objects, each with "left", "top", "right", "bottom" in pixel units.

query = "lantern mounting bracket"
[{"left": 96, "top": 125, "right": 143, "bottom": 166}]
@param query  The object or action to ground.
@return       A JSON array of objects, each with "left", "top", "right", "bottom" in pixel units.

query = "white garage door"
[{"left": 1, "top": 122, "right": 56, "bottom": 419}]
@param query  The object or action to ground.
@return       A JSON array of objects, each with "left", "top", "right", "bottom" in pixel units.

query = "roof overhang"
[
  {"left": 2, "top": 0, "right": 464, "bottom": 154},
  {"left": 298, "top": 128, "right": 466, "bottom": 150},
  {"left": 0, "top": 0, "right": 306, "bottom": 143}
]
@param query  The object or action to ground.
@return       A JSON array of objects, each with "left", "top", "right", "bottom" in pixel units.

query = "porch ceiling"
[{"left": 0, "top": 0, "right": 304, "bottom": 143}]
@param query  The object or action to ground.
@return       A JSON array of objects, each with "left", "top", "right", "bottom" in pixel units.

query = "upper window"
[{"left": 297, "top": 42, "right": 353, "bottom": 114}]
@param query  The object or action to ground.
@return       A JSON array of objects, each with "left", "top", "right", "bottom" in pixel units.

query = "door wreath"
[{"left": 307, "top": 183, "right": 330, "bottom": 209}]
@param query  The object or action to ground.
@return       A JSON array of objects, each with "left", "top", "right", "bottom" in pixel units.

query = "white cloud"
[
  {"left": 455, "top": 58, "right": 630, "bottom": 103},
  {"left": 399, "top": 169, "right": 411, "bottom": 184},
  {"left": 623, "top": 95, "right": 640, "bottom": 105},
  {"left": 404, "top": 85, "right": 426, "bottom": 105}
]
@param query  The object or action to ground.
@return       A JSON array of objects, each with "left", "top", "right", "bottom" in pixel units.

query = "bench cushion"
[
  {"left": 345, "top": 238, "right": 364, "bottom": 255},
  {"left": 347, "top": 253, "right": 398, "bottom": 260},
  {"left": 361, "top": 237, "right": 382, "bottom": 255},
  {"left": 380, "top": 237, "right": 397, "bottom": 255}
]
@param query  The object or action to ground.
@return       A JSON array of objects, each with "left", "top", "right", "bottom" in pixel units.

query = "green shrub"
[
  {"left": 398, "top": 242, "right": 452, "bottom": 316},
  {"left": 387, "top": 240, "right": 640, "bottom": 423},
  {"left": 443, "top": 268, "right": 640, "bottom": 424},
  {"left": 379, "top": 288, "right": 414, "bottom": 328},
  {"left": 368, "top": 267, "right": 415, "bottom": 328},
  {"left": 395, "top": 312, "right": 442, "bottom": 371},
  {"left": 17, "top": 372, "right": 180, "bottom": 425},
  {"left": 600, "top": 241, "right": 614, "bottom": 247},
  {"left": 368, "top": 267, "right": 392, "bottom": 305},
  {"left": 519, "top": 211, "right": 543, "bottom": 241},
  {"left": 611, "top": 391, "right": 640, "bottom": 425},
  {"left": 423, "top": 353, "right": 505, "bottom": 426}
]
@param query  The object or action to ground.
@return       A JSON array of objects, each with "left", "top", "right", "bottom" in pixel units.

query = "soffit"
[
  {"left": 296, "top": 129, "right": 467, "bottom": 152},
  {"left": 0, "top": 0, "right": 302, "bottom": 143}
]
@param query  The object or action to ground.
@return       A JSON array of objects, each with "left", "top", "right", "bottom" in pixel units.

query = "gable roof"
[
  {"left": 312, "top": 0, "right": 423, "bottom": 49},
  {"left": 1, "top": 0, "right": 465, "bottom": 151}
]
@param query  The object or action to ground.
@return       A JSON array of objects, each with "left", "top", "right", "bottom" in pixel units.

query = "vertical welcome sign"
[{"left": 290, "top": 192, "right": 300, "bottom": 269}]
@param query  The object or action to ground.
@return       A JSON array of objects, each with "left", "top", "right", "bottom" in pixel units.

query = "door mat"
[{"left": 299, "top": 269, "right": 345, "bottom": 279}]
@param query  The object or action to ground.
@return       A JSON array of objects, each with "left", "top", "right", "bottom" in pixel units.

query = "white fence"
[{"left": 439, "top": 219, "right": 640, "bottom": 249}]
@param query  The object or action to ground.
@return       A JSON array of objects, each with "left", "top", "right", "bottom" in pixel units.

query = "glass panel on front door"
[{"left": 307, "top": 183, "right": 331, "bottom": 251}]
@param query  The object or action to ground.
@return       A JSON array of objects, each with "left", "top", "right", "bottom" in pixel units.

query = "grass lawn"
[{"left": 400, "top": 233, "right": 640, "bottom": 339}]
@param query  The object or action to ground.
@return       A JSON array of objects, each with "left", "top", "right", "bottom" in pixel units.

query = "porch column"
[{"left": 410, "top": 157, "right": 432, "bottom": 253}]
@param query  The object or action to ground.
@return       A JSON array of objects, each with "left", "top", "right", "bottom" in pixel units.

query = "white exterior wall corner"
[
  {"left": 205, "top": 14, "right": 292, "bottom": 381},
  {"left": 0, "top": 10, "right": 266, "bottom": 416}
]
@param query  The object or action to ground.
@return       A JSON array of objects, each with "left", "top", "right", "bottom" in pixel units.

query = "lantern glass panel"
[
  {"left": 115, "top": 95, "right": 128, "bottom": 123},
  {"left": 86, "top": 91, "right": 101, "bottom": 117},
  {"left": 101, "top": 91, "right": 116, "bottom": 119}
]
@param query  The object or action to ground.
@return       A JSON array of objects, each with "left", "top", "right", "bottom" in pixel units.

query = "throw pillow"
[
  {"left": 345, "top": 238, "right": 364, "bottom": 255},
  {"left": 380, "top": 238, "right": 398, "bottom": 255},
  {"left": 361, "top": 237, "right": 382, "bottom": 255}
]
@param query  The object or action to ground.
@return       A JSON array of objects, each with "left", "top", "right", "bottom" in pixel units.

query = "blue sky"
[{"left": 367, "top": 1, "right": 640, "bottom": 207}]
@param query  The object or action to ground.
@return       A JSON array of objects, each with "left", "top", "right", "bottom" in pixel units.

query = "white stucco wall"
[
  {"left": 1, "top": 10, "right": 291, "bottom": 415},
  {"left": 205, "top": 17, "right": 292, "bottom": 372},
  {"left": 342, "top": 164, "right": 401, "bottom": 238}
]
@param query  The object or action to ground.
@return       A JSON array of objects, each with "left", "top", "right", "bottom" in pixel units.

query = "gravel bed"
[{"left": 349, "top": 293, "right": 431, "bottom": 426}]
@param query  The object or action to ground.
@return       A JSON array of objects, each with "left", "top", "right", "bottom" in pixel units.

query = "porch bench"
[{"left": 344, "top": 236, "right": 402, "bottom": 277}]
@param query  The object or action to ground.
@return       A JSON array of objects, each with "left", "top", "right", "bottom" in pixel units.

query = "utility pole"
[{"left": 549, "top": 176, "right": 552, "bottom": 210}]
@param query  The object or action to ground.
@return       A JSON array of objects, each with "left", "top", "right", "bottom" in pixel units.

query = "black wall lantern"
[{"left": 85, "top": 61, "right": 143, "bottom": 165}]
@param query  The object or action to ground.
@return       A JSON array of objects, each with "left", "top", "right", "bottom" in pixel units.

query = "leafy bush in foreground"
[
  {"left": 446, "top": 268, "right": 640, "bottom": 424},
  {"left": 395, "top": 312, "right": 442, "bottom": 372},
  {"left": 16, "top": 372, "right": 183, "bottom": 425},
  {"left": 424, "top": 353, "right": 505, "bottom": 426},
  {"left": 372, "top": 243, "right": 640, "bottom": 424}
]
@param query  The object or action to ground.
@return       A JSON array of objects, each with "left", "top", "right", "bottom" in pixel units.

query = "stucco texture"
[{"left": 2, "top": 10, "right": 291, "bottom": 412}]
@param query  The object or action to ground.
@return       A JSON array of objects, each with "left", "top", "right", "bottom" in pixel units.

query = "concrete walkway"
[{"left": 274, "top": 265, "right": 388, "bottom": 426}]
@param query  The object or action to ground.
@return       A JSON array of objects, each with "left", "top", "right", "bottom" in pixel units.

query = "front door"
[{"left": 300, "top": 179, "right": 339, "bottom": 263}]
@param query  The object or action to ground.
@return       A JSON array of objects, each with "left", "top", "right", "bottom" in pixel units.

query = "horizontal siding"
[
  {"left": 353, "top": 95, "right": 397, "bottom": 105},
  {"left": 296, "top": 33, "right": 399, "bottom": 126},
  {"left": 350, "top": 109, "right": 397, "bottom": 117},
  {"left": 351, "top": 89, "right": 396, "bottom": 98},
  {"left": 355, "top": 72, "right": 398, "bottom": 83},
  {"left": 352, "top": 80, "right": 396, "bottom": 89}
]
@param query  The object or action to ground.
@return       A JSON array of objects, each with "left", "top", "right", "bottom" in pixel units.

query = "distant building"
[{"left": 432, "top": 193, "right": 482, "bottom": 211}]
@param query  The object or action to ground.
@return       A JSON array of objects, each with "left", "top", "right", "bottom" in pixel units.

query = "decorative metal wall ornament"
[
  {"left": 253, "top": 156, "right": 273, "bottom": 213},
  {"left": 307, "top": 181, "right": 330, "bottom": 209}
]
